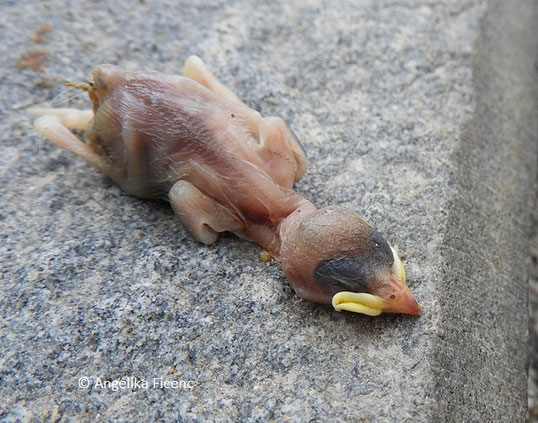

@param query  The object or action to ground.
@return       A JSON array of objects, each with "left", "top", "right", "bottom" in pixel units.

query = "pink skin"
[{"left": 32, "top": 57, "right": 420, "bottom": 316}]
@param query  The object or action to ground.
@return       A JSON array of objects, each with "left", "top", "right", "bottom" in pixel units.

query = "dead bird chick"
[{"left": 31, "top": 56, "right": 420, "bottom": 317}]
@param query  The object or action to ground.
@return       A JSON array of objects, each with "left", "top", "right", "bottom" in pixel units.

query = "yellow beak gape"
[{"left": 331, "top": 292, "right": 384, "bottom": 316}]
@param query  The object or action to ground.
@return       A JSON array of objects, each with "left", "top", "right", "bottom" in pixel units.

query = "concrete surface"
[
  {"left": 529, "top": 181, "right": 538, "bottom": 422},
  {"left": 1, "top": 0, "right": 536, "bottom": 421}
]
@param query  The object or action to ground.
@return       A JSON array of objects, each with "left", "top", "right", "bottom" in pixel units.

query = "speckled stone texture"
[
  {"left": 528, "top": 181, "right": 538, "bottom": 422},
  {"left": 1, "top": 0, "right": 536, "bottom": 421}
]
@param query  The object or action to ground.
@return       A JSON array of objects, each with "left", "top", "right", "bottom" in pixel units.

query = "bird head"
[{"left": 279, "top": 205, "right": 421, "bottom": 316}]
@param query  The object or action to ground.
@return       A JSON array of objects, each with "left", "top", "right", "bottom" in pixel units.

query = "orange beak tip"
[
  {"left": 382, "top": 289, "right": 422, "bottom": 316},
  {"left": 411, "top": 302, "right": 422, "bottom": 316},
  {"left": 402, "top": 292, "right": 422, "bottom": 316}
]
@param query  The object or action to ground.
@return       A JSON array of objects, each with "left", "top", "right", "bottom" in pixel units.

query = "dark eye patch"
[
  {"left": 315, "top": 257, "right": 369, "bottom": 295},
  {"left": 314, "top": 230, "right": 395, "bottom": 295},
  {"left": 368, "top": 230, "right": 394, "bottom": 267}
]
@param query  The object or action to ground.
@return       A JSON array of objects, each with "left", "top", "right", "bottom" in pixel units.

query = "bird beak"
[
  {"left": 380, "top": 247, "right": 421, "bottom": 315},
  {"left": 331, "top": 247, "right": 421, "bottom": 316},
  {"left": 380, "top": 282, "right": 422, "bottom": 315},
  {"left": 331, "top": 284, "right": 421, "bottom": 316}
]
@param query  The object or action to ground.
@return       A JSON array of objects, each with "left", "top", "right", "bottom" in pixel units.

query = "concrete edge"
[{"left": 432, "top": 0, "right": 538, "bottom": 420}]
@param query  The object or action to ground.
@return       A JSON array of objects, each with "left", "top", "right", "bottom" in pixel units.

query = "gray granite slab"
[
  {"left": 528, "top": 182, "right": 538, "bottom": 422},
  {"left": 1, "top": 0, "right": 536, "bottom": 421}
]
